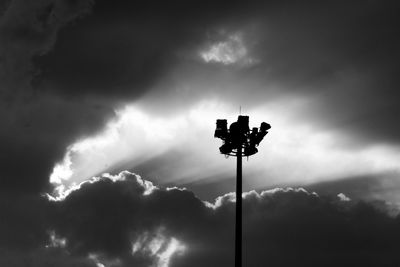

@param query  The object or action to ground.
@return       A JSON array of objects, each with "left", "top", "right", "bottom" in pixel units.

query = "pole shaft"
[{"left": 235, "top": 146, "right": 242, "bottom": 267}]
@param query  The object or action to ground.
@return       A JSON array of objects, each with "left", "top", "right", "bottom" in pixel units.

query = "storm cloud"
[
  {"left": 2, "top": 171, "right": 400, "bottom": 266},
  {"left": 0, "top": 0, "right": 114, "bottom": 193}
]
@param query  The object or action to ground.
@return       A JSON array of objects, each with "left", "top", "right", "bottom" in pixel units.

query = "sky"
[{"left": 1, "top": 0, "right": 400, "bottom": 266}]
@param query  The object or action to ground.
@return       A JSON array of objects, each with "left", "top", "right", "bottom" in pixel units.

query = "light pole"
[{"left": 214, "top": 115, "right": 271, "bottom": 267}]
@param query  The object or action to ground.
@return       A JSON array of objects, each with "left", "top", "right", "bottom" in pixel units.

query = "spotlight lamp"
[{"left": 214, "top": 115, "right": 271, "bottom": 157}]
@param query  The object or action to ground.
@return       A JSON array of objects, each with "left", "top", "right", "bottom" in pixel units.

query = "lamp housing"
[{"left": 215, "top": 119, "right": 228, "bottom": 139}]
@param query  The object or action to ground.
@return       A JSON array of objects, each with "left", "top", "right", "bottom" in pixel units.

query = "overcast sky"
[{"left": 1, "top": 0, "right": 400, "bottom": 266}]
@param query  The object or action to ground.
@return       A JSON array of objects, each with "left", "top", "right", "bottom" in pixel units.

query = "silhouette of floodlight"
[{"left": 214, "top": 115, "right": 271, "bottom": 267}]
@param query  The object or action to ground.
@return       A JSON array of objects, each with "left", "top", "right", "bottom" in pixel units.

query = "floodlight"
[
  {"left": 219, "top": 143, "right": 233, "bottom": 154},
  {"left": 237, "top": 115, "right": 249, "bottom": 133},
  {"left": 260, "top": 122, "right": 271, "bottom": 132},
  {"left": 229, "top": 122, "right": 241, "bottom": 148},
  {"left": 244, "top": 145, "right": 258, "bottom": 156},
  {"left": 215, "top": 119, "right": 228, "bottom": 139}
]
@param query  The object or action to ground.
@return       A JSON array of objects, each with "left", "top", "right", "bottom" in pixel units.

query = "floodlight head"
[
  {"left": 237, "top": 115, "right": 250, "bottom": 133},
  {"left": 229, "top": 121, "right": 245, "bottom": 148},
  {"left": 215, "top": 119, "right": 228, "bottom": 139},
  {"left": 219, "top": 143, "right": 233, "bottom": 154},
  {"left": 229, "top": 121, "right": 239, "bottom": 133},
  {"left": 260, "top": 122, "right": 271, "bottom": 132},
  {"left": 215, "top": 115, "right": 270, "bottom": 157},
  {"left": 244, "top": 145, "right": 258, "bottom": 156}
]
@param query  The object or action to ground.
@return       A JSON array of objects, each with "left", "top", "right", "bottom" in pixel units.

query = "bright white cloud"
[
  {"left": 49, "top": 106, "right": 187, "bottom": 198},
  {"left": 88, "top": 253, "right": 121, "bottom": 267},
  {"left": 337, "top": 193, "right": 351, "bottom": 202},
  {"left": 48, "top": 171, "right": 155, "bottom": 201},
  {"left": 131, "top": 227, "right": 186, "bottom": 267},
  {"left": 49, "top": 98, "right": 400, "bottom": 199},
  {"left": 200, "top": 33, "right": 254, "bottom": 65}
]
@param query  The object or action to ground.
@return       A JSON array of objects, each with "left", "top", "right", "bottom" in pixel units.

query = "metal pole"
[{"left": 235, "top": 145, "right": 242, "bottom": 267}]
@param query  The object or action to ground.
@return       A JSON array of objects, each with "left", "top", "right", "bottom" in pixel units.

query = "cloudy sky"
[{"left": 1, "top": 0, "right": 400, "bottom": 266}]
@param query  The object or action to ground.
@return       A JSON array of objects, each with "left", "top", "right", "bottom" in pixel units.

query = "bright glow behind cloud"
[
  {"left": 50, "top": 105, "right": 188, "bottom": 194},
  {"left": 49, "top": 98, "right": 400, "bottom": 199},
  {"left": 200, "top": 33, "right": 254, "bottom": 65},
  {"left": 131, "top": 227, "right": 186, "bottom": 267}
]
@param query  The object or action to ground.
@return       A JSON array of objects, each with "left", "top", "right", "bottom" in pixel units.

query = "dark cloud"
[
  {"left": 0, "top": 191, "right": 96, "bottom": 267},
  {"left": 33, "top": 0, "right": 259, "bottom": 99},
  {"left": 1, "top": 171, "right": 400, "bottom": 266},
  {"left": 0, "top": 248, "right": 98, "bottom": 267},
  {"left": 0, "top": 0, "right": 94, "bottom": 92},
  {"left": 0, "top": 93, "right": 115, "bottom": 193},
  {"left": 0, "top": 192, "right": 49, "bottom": 250},
  {"left": 0, "top": 171, "right": 392, "bottom": 267},
  {"left": 0, "top": 0, "right": 115, "bottom": 193},
  {"left": 250, "top": 1, "right": 400, "bottom": 145},
  {"left": 303, "top": 172, "right": 400, "bottom": 213}
]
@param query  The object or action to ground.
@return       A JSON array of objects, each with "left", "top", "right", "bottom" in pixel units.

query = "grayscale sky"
[{"left": 1, "top": 1, "right": 400, "bottom": 266}]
